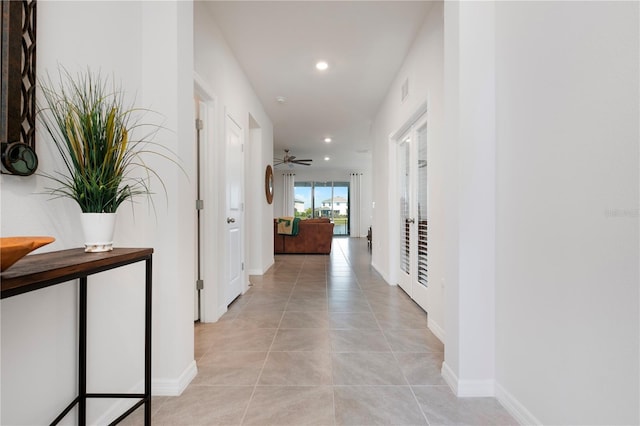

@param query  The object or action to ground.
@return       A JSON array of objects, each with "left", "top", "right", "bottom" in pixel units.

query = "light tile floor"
[{"left": 126, "top": 238, "right": 517, "bottom": 425}]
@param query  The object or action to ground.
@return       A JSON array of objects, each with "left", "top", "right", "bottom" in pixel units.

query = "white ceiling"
[{"left": 206, "top": 1, "right": 432, "bottom": 170}]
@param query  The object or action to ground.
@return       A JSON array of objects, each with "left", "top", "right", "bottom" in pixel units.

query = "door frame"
[
  {"left": 194, "top": 95, "right": 205, "bottom": 322},
  {"left": 194, "top": 74, "right": 225, "bottom": 323}
]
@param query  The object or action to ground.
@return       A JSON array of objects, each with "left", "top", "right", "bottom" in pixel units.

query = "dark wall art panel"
[{"left": 1, "top": 0, "right": 37, "bottom": 176}]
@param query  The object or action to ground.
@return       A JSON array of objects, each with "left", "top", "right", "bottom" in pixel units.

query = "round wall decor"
[{"left": 265, "top": 165, "right": 274, "bottom": 204}]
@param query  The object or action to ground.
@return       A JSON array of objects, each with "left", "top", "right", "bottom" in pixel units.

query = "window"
[{"left": 294, "top": 181, "right": 350, "bottom": 236}]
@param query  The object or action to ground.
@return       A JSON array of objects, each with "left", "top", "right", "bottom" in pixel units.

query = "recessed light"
[
  {"left": 316, "top": 61, "right": 329, "bottom": 71},
  {"left": 324, "top": 156, "right": 330, "bottom": 161},
  {"left": 324, "top": 137, "right": 332, "bottom": 143},
  {"left": 276, "top": 96, "right": 286, "bottom": 104}
]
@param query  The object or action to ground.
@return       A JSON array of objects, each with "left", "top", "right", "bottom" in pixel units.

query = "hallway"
[{"left": 139, "top": 238, "right": 516, "bottom": 425}]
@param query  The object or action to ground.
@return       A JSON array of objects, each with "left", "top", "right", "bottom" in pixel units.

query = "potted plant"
[{"left": 38, "top": 68, "right": 175, "bottom": 252}]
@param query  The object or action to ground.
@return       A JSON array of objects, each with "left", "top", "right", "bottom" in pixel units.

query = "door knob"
[{"left": 227, "top": 217, "right": 236, "bottom": 223}]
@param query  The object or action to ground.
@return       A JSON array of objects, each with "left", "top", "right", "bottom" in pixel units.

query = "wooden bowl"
[{"left": 0, "top": 237, "right": 55, "bottom": 272}]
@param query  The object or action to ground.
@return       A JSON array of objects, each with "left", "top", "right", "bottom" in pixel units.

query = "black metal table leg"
[
  {"left": 7, "top": 249, "right": 156, "bottom": 426},
  {"left": 144, "top": 255, "right": 153, "bottom": 426},
  {"left": 79, "top": 277, "right": 88, "bottom": 426}
]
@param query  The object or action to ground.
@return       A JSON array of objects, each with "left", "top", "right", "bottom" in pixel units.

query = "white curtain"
[
  {"left": 282, "top": 173, "right": 295, "bottom": 217},
  {"left": 350, "top": 173, "right": 363, "bottom": 237}
]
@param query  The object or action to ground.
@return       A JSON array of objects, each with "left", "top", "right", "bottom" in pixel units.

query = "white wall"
[
  {"left": 493, "top": 2, "right": 639, "bottom": 424},
  {"left": 375, "top": 2, "right": 639, "bottom": 423},
  {"left": 1, "top": 1, "right": 196, "bottom": 424},
  {"left": 441, "top": 0, "right": 497, "bottom": 397},
  {"left": 140, "top": 0, "right": 196, "bottom": 397},
  {"left": 193, "top": 3, "right": 274, "bottom": 315},
  {"left": 370, "top": 3, "right": 445, "bottom": 336},
  {"left": 246, "top": 121, "right": 275, "bottom": 275}
]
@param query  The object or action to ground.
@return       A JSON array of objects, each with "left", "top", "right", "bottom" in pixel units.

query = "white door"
[
  {"left": 225, "top": 115, "right": 244, "bottom": 306},
  {"left": 396, "top": 114, "right": 429, "bottom": 310}
]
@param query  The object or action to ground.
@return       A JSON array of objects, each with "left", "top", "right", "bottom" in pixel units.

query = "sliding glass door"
[
  {"left": 294, "top": 180, "right": 349, "bottom": 236},
  {"left": 294, "top": 182, "right": 313, "bottom": 218},
  {"left": 313, "top": 181, "right": 332, "bottom": 219},
  {"left": 332, "top": 182, "right": 349, "bottom": 236}
]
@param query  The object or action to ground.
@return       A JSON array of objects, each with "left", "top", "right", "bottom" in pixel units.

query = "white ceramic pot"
[{"left": 80, "top": 213, "right": 116, "bottom": 252}]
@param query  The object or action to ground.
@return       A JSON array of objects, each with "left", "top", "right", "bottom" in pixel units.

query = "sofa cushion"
[
  {"left": 276, "top": 217, "right": 300, "bottom": 235},
  {"left": 301, "top": 218, "right": 330, "bottom": 224}
]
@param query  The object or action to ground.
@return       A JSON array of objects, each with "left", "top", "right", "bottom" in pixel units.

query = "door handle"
[
  {"left": 227, "top": 217, "right": 236, "bottom": 224},
  {"left": 406, "top": 218, "right": 415, "bottom": 224}
]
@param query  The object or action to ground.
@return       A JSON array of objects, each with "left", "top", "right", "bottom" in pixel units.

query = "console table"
[{"left": 1, "top": 248, "right": 153, "bottom": 426}]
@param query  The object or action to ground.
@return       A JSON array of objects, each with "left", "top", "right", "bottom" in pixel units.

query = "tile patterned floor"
[{"left": 126, "top": 238, "right": 517, "bottom": 425}]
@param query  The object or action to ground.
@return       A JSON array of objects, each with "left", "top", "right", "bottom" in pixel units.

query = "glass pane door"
[
  {"left": 332, "top": 181, "right": 349, "bottom": 236},
  {"left": 313, "top": 181, "right": 332, "bottom": 219},
  {"left": 417, "top": 123, "right": 428, "bottom": 287},
  {"left": 295, "top": 180, "right": 351, "bottom": 236},
  {"left": 294, "top": 182, "right": 313, "bottom": 218},
  {"left": 399, "top": 137, "right": 411, "bottom": 276}
]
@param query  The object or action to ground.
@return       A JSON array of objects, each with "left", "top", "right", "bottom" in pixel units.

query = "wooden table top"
[{"left": 1, "top": 248, "right": 153, "bottom": 299}]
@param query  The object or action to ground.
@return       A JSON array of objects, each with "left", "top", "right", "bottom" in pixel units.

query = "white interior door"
[
  {"left": 396, "top": 114, "right": 429, "bottom": 310},
  {"left": 225, "top": 115, "right": 244, "bottom": 306}
]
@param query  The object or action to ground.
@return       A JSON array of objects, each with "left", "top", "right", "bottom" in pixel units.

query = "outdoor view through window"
[{"left": 294, "top": 181, "right": 349, "bottom": 235}]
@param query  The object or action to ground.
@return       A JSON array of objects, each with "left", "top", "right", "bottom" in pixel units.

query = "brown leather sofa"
[{"left": 274, "top": 218, "right": 334, "bottom": 254}]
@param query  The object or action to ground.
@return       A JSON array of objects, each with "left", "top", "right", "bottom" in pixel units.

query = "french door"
[{"left": 397, "top": 114, "right": 429, "bottom": 310}]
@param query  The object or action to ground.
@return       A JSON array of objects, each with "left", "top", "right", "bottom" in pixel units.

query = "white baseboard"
[
  {"left": 215, "top": 305, "right": 228, "bottom": 320},
  {"left": 371, "top": 261, "right": 391, "bottom": 284},
  {"left": 441, "top": 361, "right": 459, "bottom": 394},
  {"left": 93, "top": 380, "right": 144, "bottom": 425},
  {"left": 427, "top": 317, "right": 445, "bottom": 342},
  {"left": 248, "top": 258, "right": 274, "bottom": 277},
  {"left": 88, "top": 362, "right": 200, "bottom": 423},
  {"left": 152, "top": 360, "right": 198, "bottom": 396},
  {"left": 495, "top": 382, "right": 541, "bottom": 425},
  {"left": 457, "top": 379, "right": 495, "bottom": 397},
  {"left": 442, "top": 365, "right": 539, "bottom": 424},
  {"left": 441, "top": 362, "right": 495, "bottom": 397},
  {"left": 202, "top": 303, "right": 227, "bottom": 323}
]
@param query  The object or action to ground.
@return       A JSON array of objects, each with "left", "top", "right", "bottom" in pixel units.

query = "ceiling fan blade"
[{"left": 277, "top": 150, "right": 312, "bottom": 166}]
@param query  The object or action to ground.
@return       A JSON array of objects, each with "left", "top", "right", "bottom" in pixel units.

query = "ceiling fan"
[{"left": 274, "top": 149, "right": 312, "bottom": 167}]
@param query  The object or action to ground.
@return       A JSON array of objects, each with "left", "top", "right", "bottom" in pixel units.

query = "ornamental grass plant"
[{"left": 38, "top": 68, "right": 174, "bottom": 213}]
